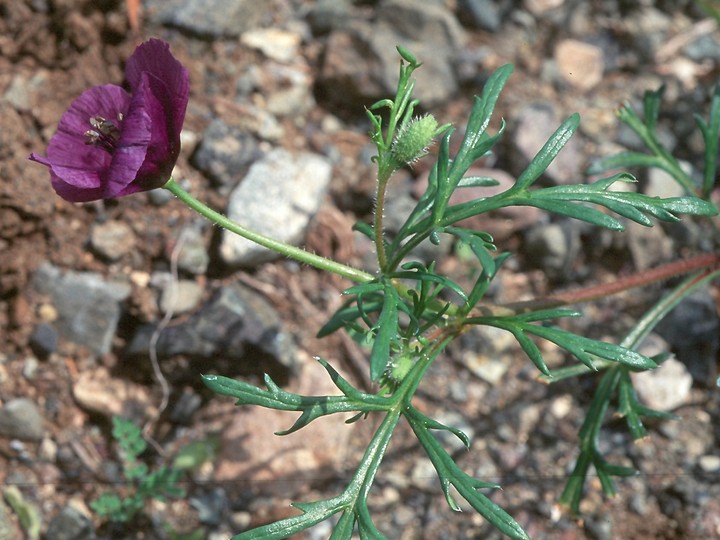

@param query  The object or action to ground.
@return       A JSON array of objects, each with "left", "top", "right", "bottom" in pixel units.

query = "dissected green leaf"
[
  {"left": 405, "top": 407, "right": 529, "bottom": 540},
  {"left": 202, "top": 372, "right": 391, "bottom": 435},
  {"left": 468, "top": 309, "right": 657, "bottom": 373}
]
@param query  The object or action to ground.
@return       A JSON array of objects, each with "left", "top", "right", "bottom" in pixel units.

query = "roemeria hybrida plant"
[
  {"left": 30, "top": 39, "right": 189, "bottom": 202},
  {"left": 29, "top": 39, "right": 720, "bottom": 539}
]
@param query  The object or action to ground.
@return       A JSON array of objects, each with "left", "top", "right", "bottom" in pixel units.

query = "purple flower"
[{"left": 29, "top": 39, "right": 189, "bottom": 202}]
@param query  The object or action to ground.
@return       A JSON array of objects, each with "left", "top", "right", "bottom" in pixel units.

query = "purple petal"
[
  {"left": 101, "top": 98, "right": 153, "bottom": 198},
  {"left": 125, "top": 39, "right": 190, "bottom": 136},
  {"left": 30, "top": 84, "right": 145, "bottom": 202}
]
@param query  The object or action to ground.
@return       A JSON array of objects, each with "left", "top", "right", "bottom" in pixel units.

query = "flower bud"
[
  {"left": 391, "top": 114, "right": 438, "bottom": 165},
  {"left": 381, "top": 351, "right": 415, "bottom": 390}
]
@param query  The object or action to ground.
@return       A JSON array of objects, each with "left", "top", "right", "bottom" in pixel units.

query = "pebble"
[
  {"left": 45, "top": 505, "right": 95, "bottom": 540},
  {"left": 72, "top": 367, "right": 157, "bottom": 420},
  {"left": 698, "top": 454, "right": 720, "bottom": 473},
  {"left": 190, "top": 487, "right": 227, "bottom": 525},
  {"left": 682, "top": 30, "right": 720, "bottom": 62},
  {"left": 220, "top": 148, "right": 332, "bottom": 266},
  {"left": 626, "top": 218, "right": 673, "bottom": 271},
  {"left": 549, "top": 394, "right": 573, "bottom": 419},
  {"left": 31, "top": 263, "right": 131, "bottom": 355},
  {"left": 145, "top": 0, "right": 266, "bottom": 38},
  {"left": 523, "top": 221, "right": 580, "bottom": 282},
  {"left": 169, "top": 388, "right": 203, "bottom": 425},
  {"left": 525, "top": 0, "right": 565, "bottom": 16},
  {"left": 263, "top": 64, "right": 315, "bottom": 117},
  {"left": 631, "top": 357, "right": 693, "bottom": 411},
  {"left": 306, "top": 0, "right": 356, "bottom": 34},
  {"left": 457, "top": 0, "right": 502, "bottom": 31},
  {"left": 191, "top": 118, "right": 260, "bottom": 189},
  {"left": 89, "top": 220, "right": 136, "bottom": 261},
  {"left": 28, "top": 323, "right": 58, "bottom": 357},
  {"left": 554, "top": 39, "right": 605, "bottom": 92},
  {"left": 175, "top": 223, "right": 210, "bottom": 275},
  {"left": 158, "top": 278, "right": 204, "bottom": 315},
  {"left": 241, "top": 28, "right": 302, "bottom": 63},
  {"left": 0, "top": 398, "right": 45, "bottom": 441},
  {"left": 22, "top": 356, "right": 39, "bottom": 380},
  {"left": 644, "top": 166, "right": 688, "bottom": 199},
  {"left": 410, "top": 457, "right": 437, "bottom": 490}
]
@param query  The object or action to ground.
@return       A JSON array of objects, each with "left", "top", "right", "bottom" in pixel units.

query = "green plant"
[
  {"left": 33, "top": 41, "right": 720, "bottom": 539},
  {"left": 196, "top": 50, "right": 719, "bottom": 538},
  {"left": 91, "top": 416, "right": 186, "bottom": 524}
]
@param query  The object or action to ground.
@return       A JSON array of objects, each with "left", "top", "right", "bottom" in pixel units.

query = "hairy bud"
[{"left": 391, "top": 114, "right": 438, "bottom": 164}]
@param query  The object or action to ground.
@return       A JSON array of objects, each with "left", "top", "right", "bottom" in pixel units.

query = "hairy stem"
[{"left": 163, "top": 178, "right": 374, "bottom": 283}]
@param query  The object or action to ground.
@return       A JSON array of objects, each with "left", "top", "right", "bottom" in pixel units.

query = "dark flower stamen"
[{"left": 84, "top": 115, "right": 122, "bottom": 152}]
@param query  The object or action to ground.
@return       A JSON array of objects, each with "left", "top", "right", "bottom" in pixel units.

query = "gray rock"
[
  {"left": 655, "top": 289, "right": 720, "bottom": 385},
  {"left": 144, "top": 0, "right": 266, "bottom": 38},
  {"left": 127, "top": 284, "right": 295, "bottom": 373},
  {"left": 169, "top": 388, "right": 203, "bottom": 425},
  {"left": 191, "top": 119, "right": 260, "bottom": 189},
  {"left": 175, "top": 223, "right": 211, "bottom": 275},
  {"left": 318, "top": 0, "right": 464, "bottom": 108},
  {"left": 457, "top": 0, "right": 503, "bottom": 31},
  {"left": 31, "top": 263, "right": 131, "bottom": 355},
  {"left": 22, "top": 357, "right": 39, "bottom": 380},
  {"left": 523, "top": 221, "right": 580, "bottom": 282},
  {"left": 0, "top": 398, "right": 44, "bottom": 441},
  {"left": 45, "top": 505, "right": 95, "bottom": 540},
  {"left": 158, "top": 278, "right": 205, "bottom": 315},
  {"left": 683, "top": 33, "right": 720, "bottom": 62},
  {"left": 89, "top": 220, "right": 135, "bottom": 261},
  {"left": 306, "top": 0, "right": 356, "bottom": 34},
  {"left": 584, "top": 513, "right": 614, "bottom": 540},
  {"left": 29, "top": 323, "right": 58, "bottom": 357},
  {"left": 190, "top": 488, "right": 227, "bottom": 525},
  {"left": 220, "top": 148, "right": 332, "bottom": 266},
  {"left": 263, "top": 64, "right": 315, "bottom": 117}
]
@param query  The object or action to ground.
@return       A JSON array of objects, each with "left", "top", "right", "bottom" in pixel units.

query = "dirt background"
[{"left": 1, "top": 0, "right": 720, "bottom": 539}]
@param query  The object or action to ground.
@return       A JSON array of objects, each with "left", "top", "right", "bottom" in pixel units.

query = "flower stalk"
[{"left": 162, "top": 178, "right": 374, "bottom": 283}]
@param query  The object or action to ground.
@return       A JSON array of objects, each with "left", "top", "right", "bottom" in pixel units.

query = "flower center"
[{"left": 84, "top": 114, "right": 123, "bottom": 153}]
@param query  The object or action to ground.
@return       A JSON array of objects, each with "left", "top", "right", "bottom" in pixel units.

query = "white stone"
[
  {"left": 220, "top": 149, "right": 332, "bottom": 266},
  {"left": 631, "top": 357, "right": 692, "bottom": 411}
]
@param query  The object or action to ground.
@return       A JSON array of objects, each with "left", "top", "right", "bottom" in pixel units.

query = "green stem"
[
  {"left": 163, "top": 178, "right": 373, "bottom": 283},
  {"left": 374, "top": 175, "right": 390, "bottom": 272}
]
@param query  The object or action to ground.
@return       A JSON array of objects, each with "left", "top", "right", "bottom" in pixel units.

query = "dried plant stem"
[{"left": 501, "top": 252, "right": 720, "bottom": 314}]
